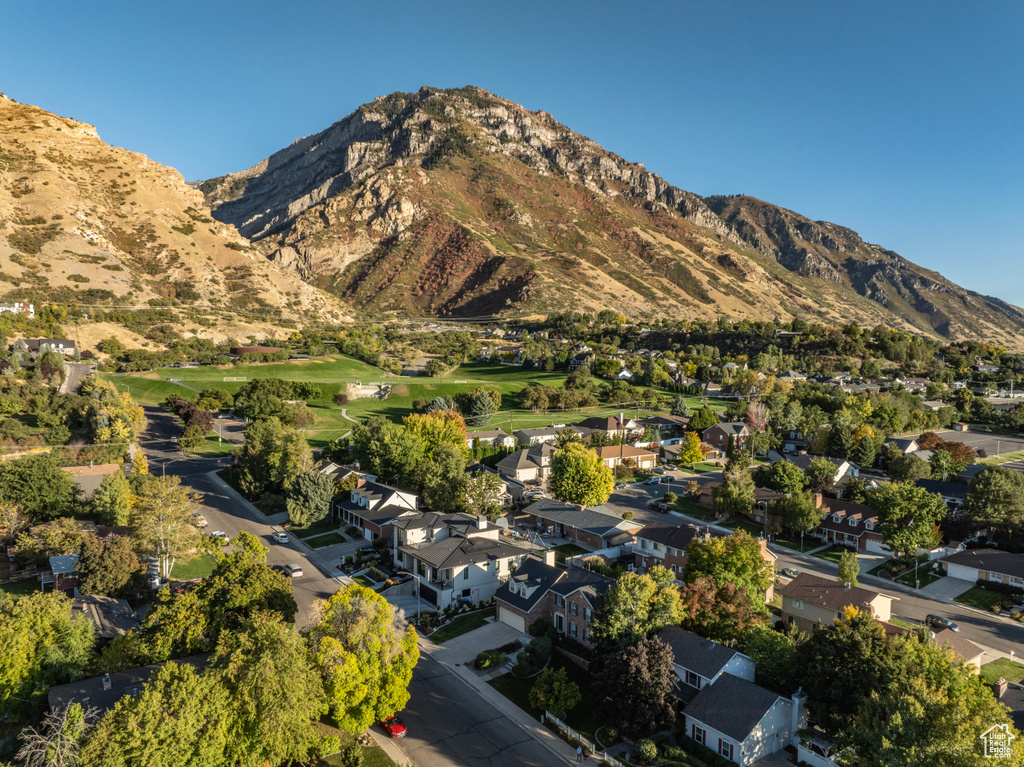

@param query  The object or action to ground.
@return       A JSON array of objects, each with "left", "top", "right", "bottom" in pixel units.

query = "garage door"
[
  {"left": 498, "top": 607, "right": 525, "bottom": 633},
  {"left": 946, "top": 563, "right": 978, "bottom": 582},
  {"left": 865, "top": 538, "right": 891, "bottom": 554}
]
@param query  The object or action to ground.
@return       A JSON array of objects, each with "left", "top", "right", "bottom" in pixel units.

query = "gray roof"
[
  {"left": 467, "top": 429, "right": 511, "bottom": 440},
  {"left": 49, "top": 554, "right": 79, "bottom": 575},
  {"left": 685, "top": 673, "right": 786, "bottom": 742},
  {"left": 914, "top": 479, "right": 968, "bottom": 499},
  {"left": 705, "top": 421, "right": 749, "bottom": 436},
  {"left": 997, "top": 682, "right": 1024, "bottom": 731},
  {"left": 48, "top": 654, "right": 210, "bottom": 714},
  {"left": 339, "top": 501, "right": 412, "bottom": 525},
  {"left": 400, "top": 535, "right": 526, "bottom": 570},
  {"left": 779, "top": 573, "right": 883, "bottom": 611},
  {"left": 957, "top": 464, "right": 988, "bottom": 481},
  {"left": 550, "top": 565, "right": 615, "bottom": 604},
  {"left": 496, "top": 444, "right": 553, "bottom": 473},
  {"left": 495, "top": 557, "right": 565, "bottom": 612},
  {"left": 941, "top": 549, "right": 1024, "bottom": 578},
  {"left": 392, "top": 511, "right": 477, "bottom": 532},
  {"left": 526, "top": 498, "right": 637, "bottom": 537},
  {"left": 72, "top": 595, "right": 140, "bottom": 639},
  {"left": 659, "top": 627, "right": 743, "bottom": 680}
]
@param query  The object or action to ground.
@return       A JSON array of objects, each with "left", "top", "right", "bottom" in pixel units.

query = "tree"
[
  {"left": 683, "top": 529, "right": 773, "bottom": 608},
  {"left": 418, "top": 443, "right": 468, "bottom": 512},
  {"left": 929, "top": 449, "right": 959, "bottom": 481},
  {"left": 0, "top": 502, "right": 28, "bottom": 545},
  {"left": 0, "top": 454, "right": 78, "bottom": 522},
  {"left": 670, "top": 396, "right": 689, "bottom": 417},
  {"left": 350, "top": 416, "right": 424, "bottom": 486},
  {"left": 131, "top": 475, "right": 203, "bottom": 578},
  {"left": 237, "top": 417, "right": 314, "bottom": 496},
  {"left": 688, "top": 406, "right": 719, "bottom": 432},
  {"left": 712, "top": 468, "right": 755, "bottom": 517},
  {"left": 306, "top": 584, "right": 419, "bottom": 734},
  {"left": 80, "top": 662, "right": 229, "bottom": 767},
  {"left": 0, "top": 592, "right": 95, "bottom": 722},
  {"left": 768, "top": 490, "right": 825, "bottom": 542},
  {"left": 595, "top": 635, "right": 676, "bottom": 739},
  {"left": 286, "top": 470, "right": 335, "bottom": 527},
  {"left": 591, "top": 567, "right": 683, "bottom": 648},
  {"left": 214, "top": 615, "right": 327, "bottom": 767},
  {"left": 195, "top": 387, "right": 233, "bottom": 411},
  {"left": 966, "top": 466, "right": 1024, "bottom": 537},
  {"left": 681, "top": 577, "right": 766, "bottom": 643},
  {"left": 76, "top": 533, "right": 141, "bottom": 597},
  {"left": 851, "top": 435, "right": 877, "bottom": 468},
  {"left": 132, "top": 450, "right": 148, "bottom": 476},
  {"left": 837, "top": 549, "right": 860, "bottom": 586},
  {"left": 888, "top": 453, "right": 931, "bottom": 483},
  {"left": 179, "top": 425, "right": 206, "bottom": 454},
  {"left": 90, "top": 471, "right": 134, "bottom": 526},
  {"left": 466, "top": 392, "right": 497, "bottom": 428},
  {"left": 741, "top": 624, "right": 798, "bottom": 692},
  {"left": 403, "top": 410, "right": 468, "bottom": 459},
  {"left": 677, "top": 431, "right": 704, "bottom": 467},
  {"left": 867, "top": 483, "right": 946, "bottom": 559},
  {"left": 752, "top": 460, "right": 806, "bottom": 493},
  {"left": 16, "top": 702, "right": 96, "bottom": 767},
  {"left": 804, "top": 457, "right": 837, "bottom": 494},
  {"left": 465, "top": 471, "right": 507, "bottom": 520},
  {"left": 548, "top": 443, "right": 614, "bottom": 507},
  {"left": 529, "top": 667, "right": 580, "bottom": 718}
]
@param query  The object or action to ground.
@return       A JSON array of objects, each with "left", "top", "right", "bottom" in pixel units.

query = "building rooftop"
[{"left": 684, "top": 673, "right": 785, "bottom": 743}]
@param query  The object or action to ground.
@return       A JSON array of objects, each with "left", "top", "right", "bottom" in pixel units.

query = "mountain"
[
  {"left": 0, "top": 93, "right": 346, "bottom": 333},
  {"left": 199, "top": 86, "right": 1024, "bottom": 346}
]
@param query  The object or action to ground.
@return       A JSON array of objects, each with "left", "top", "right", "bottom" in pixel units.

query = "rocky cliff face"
[{"left": 202, "top": 86, "right": 1024, "bottom": 344}]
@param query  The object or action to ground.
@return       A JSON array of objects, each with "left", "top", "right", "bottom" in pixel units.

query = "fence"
[
  {"left": 543, "top": 712, "right": 629, "bottom": 767},
  {"left": 223, "top": 376, "right": 246, "bottom": 382}
]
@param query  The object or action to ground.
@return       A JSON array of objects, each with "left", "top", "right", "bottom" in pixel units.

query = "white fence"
[
  {"left": 544, "top": 712, "right": 629, "bottom": 767},
  {"left": 223, "top": 376, "right": 246, "bottom": 382}
]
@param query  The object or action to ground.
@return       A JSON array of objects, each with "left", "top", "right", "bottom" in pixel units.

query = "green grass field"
[
  {"left": 981, "top": 657, "right": 1024, "bottom": 685},
  {"left": 0, "top": 578, "right": 40, "bottom": 599},
  {"left": 955, "top": 585, "right": 1006, "bottom": 611},
  {"left": 170, "top": 554, "right": 217, "bottom": 580}
]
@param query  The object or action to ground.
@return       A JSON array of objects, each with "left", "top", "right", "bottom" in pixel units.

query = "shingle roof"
[
  {"left": 635, "top": 522, "right": 716, "bottom": 549},
  {"left": 658, "top": 627, "right": 743, "bottom": 680},
  {"left": 684, "top": 673, "right": 785, "bottom": 742},
  {"left": 933, "top": 628, "right": 983, "bottom": 662},
  {"left": 550, "top": 565, "right": 615, "bottom": 604},
  {"left": 596, "top": 444, "right": 657, "bottom": 461},
  {"left": 392, "top": 511, "right": 476, "bottom": 531},
  {"left": 526, "top": 498, "right": 638, "bottom": 536},
  {"left": 779, "top": 572, "right": 884, "bottom": 612},
  {"left": 915, "top": 479, "right": 968, "bottom": 499},
  {"left": 494, "top": 557, "right": 566, "bottom": 612},
  {"left": 339, "top": 501, "right": 412, "bottom": 525},
  {"left": 997, "top": 682, "right": 1024, "bottom": 731},
  {"left": 399, "top": 535, "right": 526, "bottom": 570},
  {"left": 940, "top": 549, "right": 1024, "bottom": 579}
]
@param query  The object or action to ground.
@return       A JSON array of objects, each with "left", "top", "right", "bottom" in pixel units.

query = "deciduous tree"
[
  {"left": 0, "top": 454, "right": 78, "bottom": 522},
  {"left": 867, "top": 483, "right": 945, "bottom": 559},
  {"left": 591, "top": 567, "right": 683, "bottom": 648},
  {"left": 678, "top": 431, "right": 704, "bottom": 467},
  {"left": 967, "top": 466, "right": 1024, "bottom": 537},
  {"left": 837, "top": 549, "right": 860, "bottom": 586},
  {"left": 465, "top": 470, "right": 506, "bottom": 520},
  {"left": 90, "top": 470, "right": 134, "bottom": 527},
  {"left": 595, "top": 635, "right": 676, "bottom": 739},
  {"left": 16, "top": 701, "right": 96, "bottom": 767},
  {"left": 548, "top": 443, "right": 614, "bottom": 507},
  {"left": 680, "top": 576, "right": 766, "bottom": 643},
  {"left": 529, "top": 667, "right": 580, "bottom": 718},
  {"left": 683, "top": 529, "right": 773, "bottom": 607},
  {"left": 130, "top": 475, "right": 203, "bottom": 578}
]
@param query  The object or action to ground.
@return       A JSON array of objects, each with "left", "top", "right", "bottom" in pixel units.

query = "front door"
[{"left": 554, "top": 613, "right": 565, "bottom": 633}]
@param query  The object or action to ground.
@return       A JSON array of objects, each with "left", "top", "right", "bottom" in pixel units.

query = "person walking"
[{"left": 576, "top": 745, "right": 583, "bottom": 762}]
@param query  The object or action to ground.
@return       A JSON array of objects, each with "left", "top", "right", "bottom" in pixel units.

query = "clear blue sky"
[{"left": 3, "top": 1, "right": 1023, "bottom": 308}]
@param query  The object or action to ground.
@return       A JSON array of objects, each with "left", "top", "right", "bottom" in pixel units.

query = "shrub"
[
  {"left": 475, "top": 650, "right": 508, "bottom": 669},
  {"left": 603, "top": 727, "right": 619, "bottom": 745},
  {"left": 333, "top": 392, "right": 350, "bottom": 406},
  {"left": 636, "top": 738, "right": 657, "bottom": 764},
  {"left": 529, "top": 618, "right": 549, "bottom": 636}
]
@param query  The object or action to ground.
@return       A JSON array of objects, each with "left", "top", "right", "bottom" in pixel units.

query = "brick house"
[
  {"left": 702, "top": 422, "right": 750, "bottom": 453},
  {"left": 494, "top": 552, "right": 613, "bottom": 649},
  {"left": 522, "top": 498, "right": 641, "bottom": 549},
  {"left": 808, "top": 497, "right": 889, "bottom": 554},
  {"left": 779, "top": 573, "right": 893, "bottom": 633},
  {"left": 595, "top": 444, "right": 657, "bottom": 471},
  {"left": 45, "top": 554, "right": 80, "bottom": 596}
]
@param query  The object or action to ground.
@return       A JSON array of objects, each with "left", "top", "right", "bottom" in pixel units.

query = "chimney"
[
  {"left": 543, "top": 549, "right": 557, "bottom": 567},
  {"left": 996, "top": 677, "right": 1008, "bottom": 698},
  {"left": 790, "top": 687, "right": 808, "bottom": 745},
  {"left": 102, "top": 674, "right": 111, "bottom": 691},
  {"left": 619, "top": 412, "right": 624, "bottom": 426},
  {"left": 813, "top": 493, "right": 823, "bottom": 509},
  {"left": 476, "top": 515, "right": 487, "bottom": 530}
]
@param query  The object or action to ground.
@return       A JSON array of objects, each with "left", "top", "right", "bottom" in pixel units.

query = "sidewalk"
[{"left": 416, "top": 635, "right": 581, "bottom": 764}]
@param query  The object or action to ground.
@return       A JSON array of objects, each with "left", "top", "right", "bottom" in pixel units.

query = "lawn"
[
  {"left": 306, "top": 532, "right": 349, "bottom": 549},
  {"left": 289, "top": 522, "right": 338, "bottom": 539},
  {"left": 488, "top": 653, "right": 601, "bottom": 740},
  {"left": 770, "top": 534, "right": 814, "bottom": 552},
  {"left": 720, "top": 519, "right": 762, "bottom": 536},
  {"left": 980, "top": 657, "right": 1024, "bottom": 685},
  {"left": 955, "top": 585, "right": 1006, "bottom": 611},
  {"left": 551, "top": 543, "right": 587, "bottom": 563},
  {"left": 170, "top": 553, "right": 217, "bottom": 580},
  {"left": 428, "top": 608, "right": 495, "bottom": 643},
  {"left": 887, "top": 616, "right": 921, "bottom": 630},
  {"left": 0, "top": 578, "right": 40, "bottom": 599},
  {"left": 191, "top": 434, "right": 236, "bottom": 458},
  {"left": 687, "top": 461, "right": 721, "bottom": 473},
  {"left": 895, "top": 568, "right": 943, "bottom": 588},
  {"left": 314, "top": 721, "right": 395, "bottom": 767},
  {"left": 352, "top": 575, "right": 377, "bottom": 589},
  {"left": 812, "top": 546, "right": 856, "bottom": 565},
  {"left": 672, "top": 498, "right": 707, "bottom": 519}
]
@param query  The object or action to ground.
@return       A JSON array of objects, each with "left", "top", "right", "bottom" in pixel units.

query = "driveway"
[
  {"left": 60, "top": 362, "right": 95, "bottom": 394},
  {"left": 920, "top": 575, "right": 975, "bottom": 600},
  {"left": 433, "top": 621, "right": 525, "bottom": 665}
]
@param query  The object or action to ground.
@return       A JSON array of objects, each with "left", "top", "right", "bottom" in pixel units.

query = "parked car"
[
  {"left": 284, "top": 563, "right": 304, "bottom": 578},
  {"left": 644, "top": 476, "right": 662, "bottom": 485},
  {"left": 271, "top": 531, "right": 290, "bottom": 544},
  {"left": 660, "top": 476, "right": 673, "bottom": 483},
  {"left": 379, "top": 715, "right": 407, "bottom": 738},
  {"left": 357, "top": 545, "right": 377, "bottom": 555},
  {"left": 269, "top": 564, "right": 287, "bottom": 575},
  {"left": 653, "top": 467, "right": 668, "bottom": 475},
  {"left": 215, "top": 414, "right": 232, "bottom": 419},
  {"left": 191, "top": 513, "right": 208, "bottom": 528},
  {"left": 209, "top": 530, "right": 229, "bottom": 542},
  {"left": 780, "top": 568, "right": 800, "bottom": 579},
  {"left": 925, "top": 614, "right": 959, "bottom": 632},
  {"left": 647, "top": 500, "right": 671, "bottom": 513}
]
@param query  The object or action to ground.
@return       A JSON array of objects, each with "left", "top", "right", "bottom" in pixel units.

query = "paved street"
[{"left": 60, "top": 362, "right": 96, "bottom": 395}]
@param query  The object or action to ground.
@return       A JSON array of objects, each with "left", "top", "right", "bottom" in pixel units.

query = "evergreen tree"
[{"left": 851, "top": 435, "right": 876, "bottom": 468}]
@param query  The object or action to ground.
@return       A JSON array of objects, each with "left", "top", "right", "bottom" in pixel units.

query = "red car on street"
[{"left": 379, "top": 715, "right": 407, "bottom": 738}]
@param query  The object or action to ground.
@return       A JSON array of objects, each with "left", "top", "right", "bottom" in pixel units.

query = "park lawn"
[
  {"left": 980, "top": 657, "right": 1024, "bottom": 686},
  {"left": 0, "top": 578, "right": 40, "bottom": 599},
  {"left": 101, "top": 375, "right": 197, "bottom": 406},
  {"left": 488, "top": 653, "right": 600, "bottom": 740},
  {"left": 979, "top": 449, "right": 1024, "bottom": 467},
  {"left": 551, "top": 543, "right": 588, "bottom": 563},
  {"left": 170, "top": 553, "right": 217, "bottom": 580},
  {"left": 429, "top": 608, "right": 495, "bottom": 643},
  {"left": 955, "top": 586, "right": 1005, "bottom": 611},
  {"left": 306, "top": 532, "right": 348, "bottom": 549}
]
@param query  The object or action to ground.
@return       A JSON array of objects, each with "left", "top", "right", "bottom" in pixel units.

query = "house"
[
  {"left": 695, "top": 482, "right": 786, "bottom": 524},
  {"left": 45, "top": 554, "right": 80, "bottom": 595},
  {"left": 514, "top": 425, "right": 591, "bottom": 446},
  {"left": 633, "top": 523, "right": 776, "bottom": 600},
  {"left": 0, "top": 302, "right": 33, "bottom": 318},
  {"left": 72, "top": 594, "right": 140, "bottom": 641},
  {"left": 48, "top": 655, "right": 210, "bottom": 715},
  {"left": 976, "top": 364, "right": 1001, "bottom": 374},
  {"left": 659, "top": 626, "right": 755, "bottom": 703},
  {"left": 933, "top": 627, "right": 984, "bottom": 672},
  {"left": 393, "top": 512, "right": 529, "bottom": 609},
  {"left": 576, "top": 414, "right": 644, "bottom": 440},
  {"left": 939, "top": 549, "right": 1024, "bottom": 589},
  {"left": 809, "top": 497, "right": 889, "bottom": 554},
  {"left": 494, "top": 552, "right": 614, "bottom": 648},
  {"left": 785, "top": 454, "right": 860, "bottom": 484},
  {"left": 779, "top": 573, "right": 893, "bottom": 632},
  {"left": 568, "top": 352, "right": 594, "bottom": 371},
  {"left": 465, "top": 463, "right": 513, "bottom": 507},
  {"left": 777, "top": 370, "right": 807, "bottom": 381},
  {"left": 884, "top": 437, "right": 920, "bottom": 455},
  {"left": 336, "top": 480, "right": 418, "bottom": 541},
  {"left": 994, "top": 677, "right": 1024, "bottom": 731},
  {"left": 702, "top": 422, "right": 749, "bottom": 452},
  {"left": 616, "top": 368, "right": 634, "bottom": 381},
  {"left": 921, "top": 399, "right": 946, "bottom": 412},
  {"left": 684, "top": 674, "right": 806, "bottom": 766},
  {"left": 25, "top": 338, "right": 77, "bottom": 356},
  {"left": 956, "top": 463, "right": 988, "bottom": 483},
  {"left": 641, "top": 414, "right": 690, "bottom": 438},
  {"left": 522, "top": 498, "right": 641, "bottom": 549},
  {"left": 595, "top": 444, "right": 657, "bottom": 471},
  {"left": 495, "top": 443, "right": 555, "bottom": 484},
  {"left": 466, "top": 429, "right": 515, "bottom": 449},
  {"left": 914, "top": 478, "right": 968, "bottom": 507}
]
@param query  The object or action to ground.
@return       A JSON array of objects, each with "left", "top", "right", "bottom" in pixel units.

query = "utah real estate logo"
[{"left": 980, "top": 723, "right": 1015, "bottom": 759}]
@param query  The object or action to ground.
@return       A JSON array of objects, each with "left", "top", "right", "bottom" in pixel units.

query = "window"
[
  {"left": 570, "top": 602, "right": 578, "bottom": 616},
  {"left": 584, "top": 608, "right": 592, "bottom": 622},
  {"left": 691, "top": 725, "right": 706, "bottom": 745},
  {"left": 569, "top": 623, "right": 578, "bottom": 638},
  {"left": 462, "top": 567, "right": 470, "bottom": 580},
  {"left": 555, "top": 594, "right": 565, "bottom": 607},
  {"left": 653, "top": 542, "right": 663, "bottom": 552},
  {"left": 583, "top": 628, "right": 591, "bottom": 644},
  {"left": 718, "top": 740, "right": 733, "bottom": 760},
  {"left": 685, "top": 670, "right": 700, "bottom": 688},
  {"left": 788, "top": 615, "right": 797, "bottom": 627}
]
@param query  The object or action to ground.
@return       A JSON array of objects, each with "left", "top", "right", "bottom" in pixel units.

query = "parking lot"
[{"left": 933, "top": 429, "right": 1024, "bottom": 457}]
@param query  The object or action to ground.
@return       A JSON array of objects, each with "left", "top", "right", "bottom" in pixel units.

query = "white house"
[
  {"left": 338, "top": 481, "right": 418, "bottom": 540},
  {"left": 466, "top": 429, "right": 515, "bottom": 449},
  {"left": 393, "top": 512, "right": 529, "bottom": 609},
  {"left": 658, "top": 627, "right": 755, "bottom": 703},
  {"left": 685, "top": 675, "right": 806, "bottom": 766}
]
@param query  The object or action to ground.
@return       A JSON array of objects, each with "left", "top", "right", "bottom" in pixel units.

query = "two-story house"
[
  {"left": 809, "top": 497, "right": 888, "bottom": 554},
  {"left": 658, "top": 626, "right": 755, "bottom": 703},
  {"left": 522, "top": 498, "right": 642, "bottom": 549},
  {"left": 393, "top": 512, "right": 529, "bottom": 609},
  {"left": 494, "top": 553, "right": 614, "bottom": 649},
  {"left": 495, "top": 443, "right": 556, "bottom": 484},
  {"left": 702, "top": 422, "right": 750, "bottom": 453},
  {"left": 779, "top": 573, "right": 893, "bottom": 633},
  {"left": 576, "top": 414, "right": 645, "bottom": 441},
  {"left": 785, "top": 454, "right": 860, "bottom": 485},
  {"left": 336, "top": 480, "right": 419, "bottom": 541}
]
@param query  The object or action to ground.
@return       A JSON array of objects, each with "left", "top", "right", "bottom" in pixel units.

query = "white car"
[
  {"left": 271, "top": 531, "right": 290, "bottom": 544},
  {"left": 191, "top": 513, "right": 208, "bottom": 528},
  {"left": 284, "top": 563, "right": 304, "bottom": 578},
  {"left": 209, "top": 530, "right": 229, "bottom": 542}
]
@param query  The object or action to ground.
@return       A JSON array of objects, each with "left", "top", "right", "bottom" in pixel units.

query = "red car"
[{"left": 379, "top": 715, "right": 407, "bottom": 738}]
